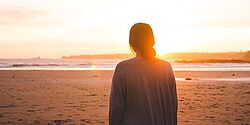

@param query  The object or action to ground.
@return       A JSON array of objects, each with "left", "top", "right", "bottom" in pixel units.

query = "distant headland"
[
  {"left": 62, "top": 54, "right": 133, "bottom": 59},
  {"left": 62, "top": 51, "right": 250, "bottom": 63}
]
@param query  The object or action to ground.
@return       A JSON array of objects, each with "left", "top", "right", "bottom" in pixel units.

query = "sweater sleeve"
[
  {"left": 109, "top": 65, "right": 126, "bottom": 125},
  {"left": 169, "top": 64, "right": 178, "bottom": 125}
]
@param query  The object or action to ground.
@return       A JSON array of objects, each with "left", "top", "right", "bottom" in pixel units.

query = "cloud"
[{"left": 0, "top": 7, "right": 58, "bottom": 27}]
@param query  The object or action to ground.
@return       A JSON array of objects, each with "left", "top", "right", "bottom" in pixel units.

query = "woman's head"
[{"left": 129, "top": 23, "right": 156, "bottom": 60}]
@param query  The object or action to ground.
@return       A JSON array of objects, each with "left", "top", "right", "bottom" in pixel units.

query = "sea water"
[{"left": 1, "top": 58, "right": 250, "bottom": 71}]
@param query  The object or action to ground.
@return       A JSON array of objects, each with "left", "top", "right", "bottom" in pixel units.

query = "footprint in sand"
[
  {"left": 26, "top": 109, "right": 36, "bottom": 113},
  {"left": 87, "top": 93, "right": 97, "bottom": 96},
  {"left": 80, "top": 119, "right": 91, "bottom": 123},
  {"left": 0, "top": 105, "right": 16, "bottom": 109},
  {"left": 17, "top": 119, "right": 23, "bottom": 121},
  {"left": 53, "top": 119, "right": 72, "bottom": 125}
]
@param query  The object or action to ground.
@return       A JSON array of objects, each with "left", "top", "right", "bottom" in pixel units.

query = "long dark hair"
[{"left": 129, "top": 23, "right": 156, "bottom": 60}]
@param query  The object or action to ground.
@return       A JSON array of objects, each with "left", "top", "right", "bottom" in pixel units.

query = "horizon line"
[{"left": 0, "top": 50, "right": 249, "bottom": 59}]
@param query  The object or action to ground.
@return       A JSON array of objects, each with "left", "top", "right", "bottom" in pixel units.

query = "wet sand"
[{"left": 0, "top": 70, "right": 249, "bottom": 125}]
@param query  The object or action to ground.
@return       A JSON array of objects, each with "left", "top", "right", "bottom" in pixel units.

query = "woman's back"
[{"left": 109, "top": 57, "right": 178, "bottom": 125}]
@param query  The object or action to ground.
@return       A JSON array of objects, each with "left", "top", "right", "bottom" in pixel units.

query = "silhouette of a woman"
[{"left": 109, "top": 23, "right": 178, "bottom": 125}]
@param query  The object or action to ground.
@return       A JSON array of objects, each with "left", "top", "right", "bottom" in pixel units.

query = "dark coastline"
[{"left": 175, "top": 59, "right": 250, "bottom": 63}]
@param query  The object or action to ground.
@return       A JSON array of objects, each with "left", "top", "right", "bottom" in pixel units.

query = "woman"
[{"left": 109, "top": 23, "right": 178, "bottom": 125}]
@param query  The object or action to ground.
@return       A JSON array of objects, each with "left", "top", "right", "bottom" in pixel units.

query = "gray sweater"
[{"left": 109, "top": 57, "right": 178, "bottom": 125}]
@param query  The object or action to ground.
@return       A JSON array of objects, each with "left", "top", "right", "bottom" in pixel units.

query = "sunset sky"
[{"left": 0, "top": 0, "right": 250, "bottom": 58}]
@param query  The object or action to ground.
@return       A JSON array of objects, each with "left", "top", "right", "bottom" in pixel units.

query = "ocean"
[{"left": 1, "top": 58, "right": 250, "bottom": 71}]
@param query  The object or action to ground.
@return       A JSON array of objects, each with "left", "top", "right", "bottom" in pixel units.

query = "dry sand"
[{"left": 0, "top": 70, "right": 249, "bottom": 125}]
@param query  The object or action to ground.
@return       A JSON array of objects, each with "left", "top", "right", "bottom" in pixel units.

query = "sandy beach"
[{"left": 0, "top": 70, "right": 249, "bottom": 125}]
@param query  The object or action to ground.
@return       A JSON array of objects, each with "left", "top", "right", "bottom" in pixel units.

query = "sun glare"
[
  {"left": 153, "top": 27, "right": 207, "bottom": 55},
  {"left": 153, "top": 32, "right": 190, "bottom": 55}
]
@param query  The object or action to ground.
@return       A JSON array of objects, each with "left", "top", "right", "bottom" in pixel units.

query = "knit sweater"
[{"left": 109, "top": 57, "right": 178, "bottom": 125}]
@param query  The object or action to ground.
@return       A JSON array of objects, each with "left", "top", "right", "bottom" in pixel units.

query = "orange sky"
[{"left": 0, "top": 0, "right": 250, "bottom": 58}]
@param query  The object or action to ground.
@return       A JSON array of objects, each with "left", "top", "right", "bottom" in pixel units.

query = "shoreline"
[
  {"left": 1, "top": 69, "right": 250, "bottom": 74},
  {"left": 1, "top": 70, "right": 250, "bottom": 82},
  {"left": 1, "top": 68, "right": 250, "bottom": 71}
]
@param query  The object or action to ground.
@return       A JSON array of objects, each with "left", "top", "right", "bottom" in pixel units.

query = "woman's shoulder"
[
  {"left": 115, "top": 57, "right": 172, "bottom": 71},
  {"left": 154, "top": 58, "right": 172, "bottom": 67},
  {"left": 115, "top": 58, "right": 136, "bottom": 70}
]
